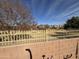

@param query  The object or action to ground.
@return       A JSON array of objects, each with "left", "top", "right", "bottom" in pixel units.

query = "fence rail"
[{"left": 0, "top": 29, "right": 79, "bottom": 46}]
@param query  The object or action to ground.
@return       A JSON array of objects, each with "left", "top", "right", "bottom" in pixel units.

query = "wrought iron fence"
[{"left": 0, "top": 29, "right": 79, "bottom": 46}]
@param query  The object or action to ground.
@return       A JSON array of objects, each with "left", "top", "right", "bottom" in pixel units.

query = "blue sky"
[{"left": 22, "top": 0, "right": 79, "bottom": 25}]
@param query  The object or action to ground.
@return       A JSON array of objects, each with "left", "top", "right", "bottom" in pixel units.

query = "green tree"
[{"left": 64, "top": 16, "right": 79, "bottom": 29}]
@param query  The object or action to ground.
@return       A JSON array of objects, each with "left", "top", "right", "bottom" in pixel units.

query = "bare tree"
[{"left": 0, "top": 0, "right": 35, "bottom": 30}]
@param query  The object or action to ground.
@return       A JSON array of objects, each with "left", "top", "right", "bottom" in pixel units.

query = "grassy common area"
[{"left": 23, "top": 29, "right": 79, "bottom": 40}]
